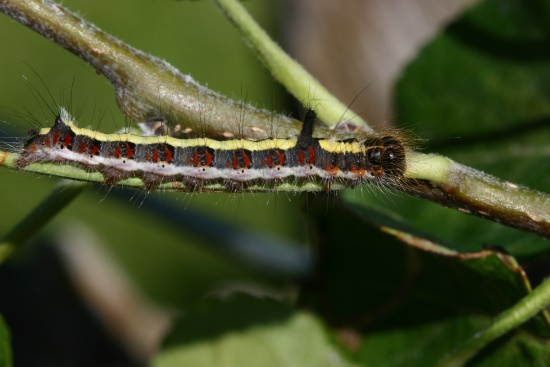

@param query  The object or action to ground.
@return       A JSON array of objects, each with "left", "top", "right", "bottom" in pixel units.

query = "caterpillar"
[{"left": 15, "top": 108, "right": 407, "bottom": 192}]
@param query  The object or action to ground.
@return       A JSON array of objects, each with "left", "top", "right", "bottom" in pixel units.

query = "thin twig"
[
  {"left": 211, "top": 0, "right": 369, "bottom": 131},
  {"left": 437, "top": 275, "right": 550, "bottom": 367},
  {"left": 0, "top": 179, "right": 89, "bottom": 264}
]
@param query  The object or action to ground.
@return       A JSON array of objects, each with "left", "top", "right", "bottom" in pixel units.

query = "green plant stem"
[
  {"left": 438, "top": 275, "right": 550, "bottom": 367},
  {"left": 405, "top": 154, "right": 550, "bottom": 239},
  {"left": 212, "top": 0, "right": 369, "bottom": 131},
  {"left": 0, "top": 179, "right": 89, "bottom": 264},
  {"left": 0, "top": 150, "right": 348, "bottom": 193},
  {"left": 0, "top": 0, "right": 314, "bottom": 140},
  {"left": 0, "top": 314, "right": 11, "bottom": 367},
  {"left": 2, "top": 148, "right": 549, "bottom": 238}
]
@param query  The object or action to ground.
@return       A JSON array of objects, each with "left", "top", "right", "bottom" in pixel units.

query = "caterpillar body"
[{"left": 16, "top": 109, "right": 406, "bottom": 192}]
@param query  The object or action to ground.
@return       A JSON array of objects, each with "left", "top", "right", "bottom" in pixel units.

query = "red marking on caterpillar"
[
  {"left": 63, "top": 133, "right": 72, "bottom": 148},
  {"left": 165, "top": 147, "right": 173, "bottom": 163},
  {"left": 125, "top": 144, "right": 134, "bottom": 160},
  {"left": 308, "top": 146, "right": 316, "bottom": 165},
  {"left": 114, "top": 145, "right": 121, "bottom": 158}
]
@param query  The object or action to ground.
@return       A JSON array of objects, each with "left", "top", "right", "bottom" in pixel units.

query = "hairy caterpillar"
[{"left": 14, "top": 108, "right": 407, "bottom": 192}]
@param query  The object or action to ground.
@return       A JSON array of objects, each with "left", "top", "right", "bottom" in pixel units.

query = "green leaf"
[
  {"left": 154, "top": 295, "right": 357, "bottom": 367},
  {"left": 0, "top": 315, "right": 12, "bottom": 367},
  {"left": 396, "top": 0, "right": 550, "bottom": 138},
  {"left": 469, "top": 331, "right": 550, "bottom": 367},
  {"left": 389, "top": 0, "right": 550, "bottom": 255},
  {"left": 302, "top": 201, "right": 550, "bottom": 366}
]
